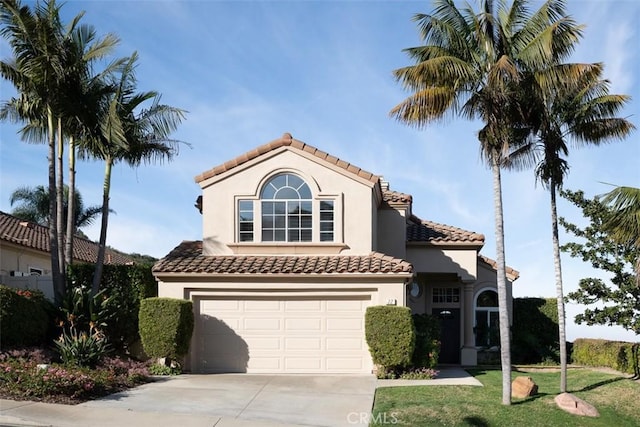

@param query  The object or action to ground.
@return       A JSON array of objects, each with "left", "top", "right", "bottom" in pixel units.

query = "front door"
[{"left": 437, "top": 308, "right": 460, "bottom": 364}]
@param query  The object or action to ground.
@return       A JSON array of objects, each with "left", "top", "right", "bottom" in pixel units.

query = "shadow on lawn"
[
  {"left": 571, "top": 376, "right": 627, "bottom": 393},
  {"left": 463, "top": 416, "right": 489, "bottom": 426}
]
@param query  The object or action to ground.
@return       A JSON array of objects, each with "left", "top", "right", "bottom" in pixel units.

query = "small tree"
[{"left": 560, "top": 189, "right": 640, "bottom": 334}]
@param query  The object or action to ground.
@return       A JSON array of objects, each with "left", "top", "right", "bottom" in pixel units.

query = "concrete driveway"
[{"left": 1, "top": 374, "right": 377, "bottom": 427}]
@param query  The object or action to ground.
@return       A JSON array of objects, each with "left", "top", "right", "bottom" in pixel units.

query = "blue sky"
[{"left": 1, "top": 0, "right": 638, "bottom": 342}]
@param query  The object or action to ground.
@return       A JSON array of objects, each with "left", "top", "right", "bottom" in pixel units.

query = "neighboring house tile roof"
[
  {"left": 478, "top": 254, "right": 520, "bottom": 281},
  {"left": 153, "top": 241, "right": 413, "bottom": 275},
  {"left": 407, "top": 215, "right": 485, "bottom": 246},
  {"left": 0, "top": 211, "right": 133, "bottom": 265},
  {"left": 382, "top": 189, "right": 412, "bottom": 205},
  {"left": 194, "top": 133, "right": 380, "bottom": 185}
]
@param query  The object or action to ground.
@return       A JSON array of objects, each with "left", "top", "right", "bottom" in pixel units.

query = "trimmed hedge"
[
  {"left": 139, "top": 298, "right": 194, "bottom": 360},
  {"left": 512, "top": 297, "right": 560, "bottom": 364},
  {"left": 365, "top": 306, "right": 415, "bottom": 369},
  {"left": 572, "top": 338, "right": 640, "bottom": 376},
  {"left": 0, "top": 285, "right": 53, "bottom": 348},
  {"left": 66, "top": 264, "right": 157, "bottom": 351},
  {"left": 412, "top": 313, "right": 440, "bottom": 368}
]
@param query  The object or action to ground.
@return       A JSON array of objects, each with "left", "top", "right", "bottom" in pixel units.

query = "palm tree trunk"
[
  {"left": 47, "top": 107, "right": 63, "bottom": 305},
  {"left": 492, "top": 156, "right": 512, "bottom": 405},
  {"left": 56, "top": 118, "right": 66, "bottom": 279},
  {"left": 550, "top": 182, "right": 568, "bottom": 392},
  {"left": 65, "top": 136, "right": 76, "bottom": 266},
  {"left": 92, "top": 156, "right": 112, "bottom": 295}
]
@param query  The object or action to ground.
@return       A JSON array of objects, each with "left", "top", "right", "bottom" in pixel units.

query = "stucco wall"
[
  {"left": 0, "top": 244, "right": 52, "bottom": 276},
  {"left": 376, "top": 207, "right": 407, "bottom": 259},
  {"left": 406, "top": 246, "right": 478, "bottom": 282},
  {"left": 198, "top": 149, "right": 376, "bottom": 255}
]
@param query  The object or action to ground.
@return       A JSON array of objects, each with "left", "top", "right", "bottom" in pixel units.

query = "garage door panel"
[
  {"left": 326, "top": 317, "right": 363, "bottom": 331},
  {"left": 197, "top": 296, "right": 372, "bottom": 373},
  {"left": 244, "top": 317, "right": 281, "bottom": 331},
  {"left": 285, "top": 337, "right": 322, "bottom": 350},
  {"left": 285, "top": 317, "right": 322, "bottom": 331},
  {"left": 285, "top": 300, "right": 322, "bottom": 311},
  {"left": 326, "top": 337, "right": 364, "bottom": 350}
]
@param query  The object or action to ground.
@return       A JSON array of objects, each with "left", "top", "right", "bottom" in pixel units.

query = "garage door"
[{"left": 196, "top": 296, "right": 372, "bottom": 373}]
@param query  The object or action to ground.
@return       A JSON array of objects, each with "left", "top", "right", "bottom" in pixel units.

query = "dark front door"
[{"left": 437, "top": 308, "right": 460, "bottom": 364}]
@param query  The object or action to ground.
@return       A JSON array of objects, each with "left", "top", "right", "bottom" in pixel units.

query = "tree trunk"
[
  {"left": 492, "top": 157, "right": 512, "bottom": 405},
  {"left": 47, "top": 107, "right": 63, "bottom": 305},
  {"left": 56, "top": 118, "right": 66, "bottom": 279},
  {"left": 551, "top": 182, "right": 568, "bottom": 392},
  {"left": 65, "top": 136, "right": 76, "bottom": 266},
  {"left": 92, "top": 157, "right": 112, "bottom": 296}
]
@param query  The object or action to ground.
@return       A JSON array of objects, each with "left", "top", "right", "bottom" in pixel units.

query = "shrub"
[
  {"left": 412, "top": 313, "right": 440, "bottom": 368},
  {"left": 572, "top": 338, "right": 640, "bottom": 376},
  {"left": 139, "top": 298, "right": 194, "bottom": 361},
  {"left": 54, "top": 325, "right": 111, "bottom": 368},
  {"left": 66, "top": 264, "right": 157, "bottom": 351},
  {"left": 512, "top": 297, "right": 560, "bottom": 364},
  {"left": 0, "top": 285, "right": 52, "bottom": 348},
  {"left": 0, "top": 351, "right": 150, "bottom": 403},
  {"left": 365, "top": 305, "right": 415, "bottom": 372}
]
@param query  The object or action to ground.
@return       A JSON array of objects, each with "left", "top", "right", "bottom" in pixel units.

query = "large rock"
[
  {"left": 512, "top": 376, "right": 538, "bottom": 398},
  {"left": 554, "top": 393, "right": 600, "bottom": 417}
]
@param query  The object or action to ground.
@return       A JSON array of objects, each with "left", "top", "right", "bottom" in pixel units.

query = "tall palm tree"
[
  {"left": 390, "top": 0, "right": 583, "bottom": 404},
  {"left": 88, "top": 52, "right": 186, "bottom": 294},
  {"left": 1, "top": 0, "right": 119, "bottom": 276},
  {"left": 531, "top": 64, "right": 634, "bottom": 392},
  {"left": 601, "top": 185, "right": 640, "bottom": 282},
  {"left": 1, "top": 0, "right": 68, "bottom": 301},
  {"left": 9, "top": 184, "right": 107, "bottom": 235}
]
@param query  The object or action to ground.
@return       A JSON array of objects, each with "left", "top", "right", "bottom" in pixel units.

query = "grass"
[{"left": 371, "top": 368, "right": 640, "bottom": 426}]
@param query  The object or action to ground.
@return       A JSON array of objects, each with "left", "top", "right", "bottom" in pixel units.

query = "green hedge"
[
  {"left": 66, "top": 264, "right": 157, "bottom": 351},
  {"left": 412, "top": 313, "right": 440, "bottom": 368},
  {"left": 512, "top": 297, "right": 560, "bottom": 364},
  {"left": 365, "top": 306, "right": 414, "bottom": 370},
  {"left": 139, "top": 298, "right": 194, "bottom": 360},
  {"left": 0, "top": 285, "right": 53, "bottom": 348},
  {"left": 572, "top": 338, "right": 640, "bottom": 376}
]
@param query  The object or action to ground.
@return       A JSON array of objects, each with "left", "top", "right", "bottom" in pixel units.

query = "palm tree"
[
  {"left": 1, "top": 0, "right": 119, "bottom": 283},
  {"left": 390, "top": 0, "right": 584, "bottom": 404},
  {"left": 530, "top": 64, "right": 634, "bottom": 392},
  {"left": 1, "top": 0, "right": 68, "bottom": 301},
  {"left": 88, "top": 52, "right": 186, "bottom": 294},
  {"left": 9, "top": 184, "right": 107, "bottom": 235},
  {"left": 601, "top": 185, "right": 640, "bottom": 283}
]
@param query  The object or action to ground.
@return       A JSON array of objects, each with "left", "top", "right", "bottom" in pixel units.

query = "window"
[
  {"left": 238, "top": 200, "right": 254, "bottom": 242},
  {"left": 432, "top": 287, "right": 460, "bottom": 304},
  {"left": 475, "top": 290, "right": 499, "bottom": 347},
  {"left": 261, "top": 173, "right": 312, "bottom": 242},
  {"left": 236, "top": 173, "right": 336, "bottom": 243},
  {"left": 319, "top": 201, "right": 334, "bottom": 242},
  {"left": 28, "top": 267, "right": 43, "bottom": 276}
]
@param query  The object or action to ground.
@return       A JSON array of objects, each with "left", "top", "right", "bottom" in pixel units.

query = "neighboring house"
[
  {"left": 0, "top": 210, "right": 133, "bottom": 300},
  {"left": 153, "top": 133, "right": 519, "bottom": 374}
]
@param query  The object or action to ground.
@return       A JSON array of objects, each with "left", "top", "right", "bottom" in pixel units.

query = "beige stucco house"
[
  {"left": 0, "top": 211, "right": 133, "bottom": 300},
  {"left": 153, "top": 133, "right": 518, "bottom": 374}
]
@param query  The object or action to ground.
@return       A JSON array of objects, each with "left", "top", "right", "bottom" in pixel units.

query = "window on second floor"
[{"left": 237, "top": 172, "right": 335, "bottom": 243}]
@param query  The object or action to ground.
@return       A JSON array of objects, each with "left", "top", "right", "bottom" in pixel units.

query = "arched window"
[
  {"left": 261, "top": 173, "right": 312, "bottom": 242},
  {"left": 475, "top": 289, "right": 499, "bottom": 347}
]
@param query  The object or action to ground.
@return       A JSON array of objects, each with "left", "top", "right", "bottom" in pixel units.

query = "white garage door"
[{"left": 196, "top": 296, "right": 372, "bottom": 373}]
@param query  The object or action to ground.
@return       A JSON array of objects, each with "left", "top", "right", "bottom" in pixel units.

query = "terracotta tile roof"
[
  {"left": 406, "top": 215, "right": 485, "bottom": 245},
  {"left": 0, "top": 211, "right": 133, "bottom": 265},
  {"left": 478, "top": 254, "right": 520, "bottom": 281},
  {"left": 153, "top": 241, "right": 413, "bottom": 275},
  {"left": 194, "top": 133, "right": 379, "bottom": 185},
  {"left": 382, "top": 189, "right": 412, "bottom": 205}
]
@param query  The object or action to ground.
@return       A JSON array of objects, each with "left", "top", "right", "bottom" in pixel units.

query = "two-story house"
[{"left": 153, "top": 133, "right": 518, "bottom": 374}]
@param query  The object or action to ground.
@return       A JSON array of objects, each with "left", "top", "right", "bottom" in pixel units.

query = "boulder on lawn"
[
  {"left": 554, "top": 392, "right": 599, "bottom": 417},
  {"left": 512, "top": 376, "right": 538, "bottom": 399}
]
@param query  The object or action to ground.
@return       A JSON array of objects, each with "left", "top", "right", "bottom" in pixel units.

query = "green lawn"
[{"left": 371, "top": 368, "right": 640, "bottom": 426}]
